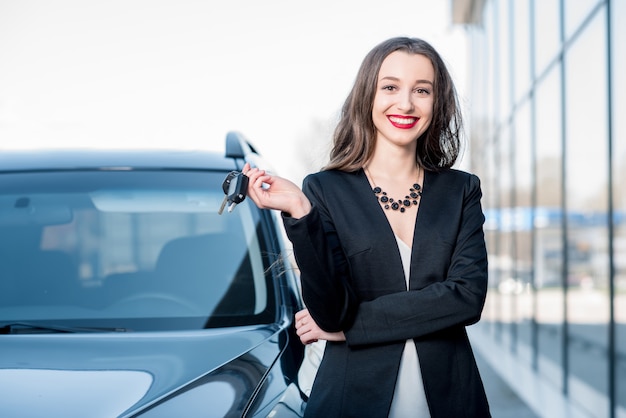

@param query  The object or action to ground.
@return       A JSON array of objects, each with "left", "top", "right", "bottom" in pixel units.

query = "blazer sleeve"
[
  {"left": 344, "top": 174, "right": 488, "bottom": 346},
  {"left": 282, "top": 175, "right": 358, "bottom": 332}
]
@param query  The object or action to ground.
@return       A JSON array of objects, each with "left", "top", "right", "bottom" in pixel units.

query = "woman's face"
[{"left": 372, "top": 51, "right": 434, "bottom": 149}]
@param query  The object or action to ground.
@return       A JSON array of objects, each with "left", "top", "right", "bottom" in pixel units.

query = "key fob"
[
  {"left": 226, "top": 171, "right": 249, "bottom": 212},
  {"left": 218, "top": 171, "right": 249, "bottom": 214}
]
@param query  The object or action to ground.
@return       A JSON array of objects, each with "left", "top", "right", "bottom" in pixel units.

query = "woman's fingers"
[
  {"left": 295, "top": 309, "right": 316, "bottom": 344},
  {"left": 294, "top": 309, "right": 346, "bottom": 344},
  {"left": 295, "top": 308, "right": 309, "bottom": 324},
  {"left": 243, "top": 166, "right": 270, "bottom": 207}
]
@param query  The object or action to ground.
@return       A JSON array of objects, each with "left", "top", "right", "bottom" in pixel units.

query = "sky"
[{"left": 0, "top": 0, "right": 468, "bottom": 182}]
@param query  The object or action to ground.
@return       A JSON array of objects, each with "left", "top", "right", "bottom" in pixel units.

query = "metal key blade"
[
  {"left": 218, "top": 195, "right": 229, "bottom": 215},
  {"left": 219, "top": 171, "right": 239, "bottom": 215}
]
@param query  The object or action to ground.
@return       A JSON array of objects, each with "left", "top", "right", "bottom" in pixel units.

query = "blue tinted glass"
[{"left": 0, "top": 171, "right": 275, "bottom": 330}]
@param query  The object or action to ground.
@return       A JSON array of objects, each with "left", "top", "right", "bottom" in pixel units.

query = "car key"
[
  {"left": 226, "top": 171, "right": 249, "bottom": 212},
  {"left": 218, "top": 171, "right": 249, "bottom": 214},
  {"left": 218, "top": 171, "right": 237, "bottom": 214}
]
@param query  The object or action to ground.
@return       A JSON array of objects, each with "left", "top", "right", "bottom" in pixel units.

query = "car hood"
[{"left": 0, "top": 325, "right": 280, "bottom": 418}]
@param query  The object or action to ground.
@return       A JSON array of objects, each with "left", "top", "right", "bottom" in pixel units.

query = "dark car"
[{"left": 0, "top": 132, "right": 307, "bottom": 417}]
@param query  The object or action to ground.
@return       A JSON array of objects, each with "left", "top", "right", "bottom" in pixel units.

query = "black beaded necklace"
[{"left": 365, "top": 167, "right": 423, "bottom": 213}]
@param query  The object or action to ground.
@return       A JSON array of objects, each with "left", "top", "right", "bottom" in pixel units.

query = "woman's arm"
[
  {"left": 282, "top": 175, "right": 359, "bottom": 333},
  {"left": 245, "top": 165, "right": 358, "bottom": 332}
]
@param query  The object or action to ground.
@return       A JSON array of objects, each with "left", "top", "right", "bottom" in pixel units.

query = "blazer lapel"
[
  {"left": 355, "top": 169, "right": 410, "bottom": 291},
  {"left": 409, "top": 169, "right": 444, "bottom": 289}
]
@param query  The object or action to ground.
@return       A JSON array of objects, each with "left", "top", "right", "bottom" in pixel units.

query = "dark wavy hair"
[{"left": 324, "top": 37, "right": 463, "bottom": 172}]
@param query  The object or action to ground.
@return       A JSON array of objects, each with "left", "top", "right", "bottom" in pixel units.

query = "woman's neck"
[{"left": 366, "top": 144, "right": 419, "bottom": 180}]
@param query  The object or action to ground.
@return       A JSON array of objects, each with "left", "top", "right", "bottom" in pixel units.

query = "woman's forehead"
[{"left": 378, "top": 51, "right": 435, "bottom": 82}]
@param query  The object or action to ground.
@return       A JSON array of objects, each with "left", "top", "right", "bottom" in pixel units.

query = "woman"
[{"left": 244, "top": 37, "right": 490, "bottom": 417}]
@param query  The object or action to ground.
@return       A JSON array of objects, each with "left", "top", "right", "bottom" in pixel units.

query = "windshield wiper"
[{"left": 0, "top": 322, "right": 128, "bottom": 334}]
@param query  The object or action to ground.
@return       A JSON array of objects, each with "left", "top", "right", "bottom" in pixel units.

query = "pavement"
[
  {"left": 469, "top": 325, "right": 598, "bottom": 418},
  {"left": 474, "top": 349, "right": 540, "bottom": 418}
]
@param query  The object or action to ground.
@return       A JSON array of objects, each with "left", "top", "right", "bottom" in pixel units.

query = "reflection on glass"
[
  {"left": 495, "top": 1, "right": 512, "bottom": 125},
  {"left": 564, "top": 0, "right": 603, "bottom": 39},
  {"left": 535, "top": 67, "right": 564, "bottom": 391},
  {"left": 534, "top": 0, "right": 561, "bottom": 75},
  {"left": 469, "top": 0, "right": 622, "bottom": 414},
  {"left": 496, "top": 126, "right": 514, "bottom": 348},
  {"left": 564, "top": 10, "right": 610, "bottom": 412},
  {"left": 0, "top": 171, "right": 275, "bottom": 331},
  {"left": 612, "top": 0, "right": 626, "bottom": 412},
  {"left": 513, "top": 102, "right": 534, "bottom": 365},
  {"left": 513, "top": 0, "right": 531, "bottom": 103}
]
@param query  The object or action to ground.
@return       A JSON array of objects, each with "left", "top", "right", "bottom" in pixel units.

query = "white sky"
[{"left": 0, "top": 0, "right": 468, "bottom": 181}]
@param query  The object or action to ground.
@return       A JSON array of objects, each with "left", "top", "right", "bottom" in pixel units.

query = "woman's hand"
[
  {"left": 295, "top": 308, "right": 346, "bottom": 345},
  {"left": 243, "top": 163, "right": 311, "bottom": 219}
]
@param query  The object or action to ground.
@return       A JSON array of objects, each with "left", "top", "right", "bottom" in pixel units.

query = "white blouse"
[{"left": 388, "top": 236, "right": 431, "bottom": 418}]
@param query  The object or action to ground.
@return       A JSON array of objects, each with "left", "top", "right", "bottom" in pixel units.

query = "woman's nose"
[{"left": 397, "top": 92, "right": 415, "bottom": 112}]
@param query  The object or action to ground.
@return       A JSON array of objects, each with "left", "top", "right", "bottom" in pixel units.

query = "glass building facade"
[{"left": 456, "top": 1, "right": 625, "bottom": 417}]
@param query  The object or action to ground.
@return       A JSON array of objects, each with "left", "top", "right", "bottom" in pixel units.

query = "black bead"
[
  {"left": 410, "top": 192, "right": 418, "bottom": 198},
  {"left": 400, "top": 207, "right": 405, "bottom": 213},
  {"left": 389, "top": 198, "right": 394, "bottom": 203},
  {"left": 381, "top": 196, "right": 389, "bottom": 203},
  {"left": 413, "top": 184, "right": 421, "bottom": 190},
  {"left": 391, "top": 202, "right": 399, "bottom": 210},
  {"left": 384, "top": 204, "right": 390, "bottom": 209},
  {"left": 403, "top": 199, "right": 411, "bottom": 206},
  {"left": 373, "top": 186, "right": 382, "bottom": 194},
  {"left": 413, "top": 200, "right": 418, "bottom": 205}
]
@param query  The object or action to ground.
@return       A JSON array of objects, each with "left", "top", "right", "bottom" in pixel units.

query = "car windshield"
[{"left": 0, "top": 170, "right": 276, "bottom": 331}]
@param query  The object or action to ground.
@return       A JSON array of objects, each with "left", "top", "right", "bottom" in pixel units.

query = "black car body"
[{"left": 0, "top": 133, "right": 306, "bottom": 417}]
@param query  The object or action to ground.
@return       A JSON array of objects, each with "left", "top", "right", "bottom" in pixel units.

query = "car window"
[{"left": 0, "top": 170, "right": 277, "bottom": 330}]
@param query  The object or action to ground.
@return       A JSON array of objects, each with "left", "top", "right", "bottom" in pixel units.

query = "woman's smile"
[{"left": 387, "top": 115, "right": 419, "bottom": 129}]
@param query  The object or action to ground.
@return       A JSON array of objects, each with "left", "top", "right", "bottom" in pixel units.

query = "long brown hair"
[{"left": 324, "top": 37, "right": 462, "bottom": 172}]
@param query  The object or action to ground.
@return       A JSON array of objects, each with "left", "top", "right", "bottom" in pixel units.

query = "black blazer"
[{"left": 283, "top": 168, "right": 490, "bottom": 418}]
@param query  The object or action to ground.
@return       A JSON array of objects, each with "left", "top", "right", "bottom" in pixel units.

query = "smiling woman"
[{"left": 243, "top": 37, "right": 490, "bottom": 418}]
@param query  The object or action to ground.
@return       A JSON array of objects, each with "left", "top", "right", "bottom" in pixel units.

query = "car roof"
[
  {"left": 0, "top": 148, "right": 239, "bottom": 173},
  {"left": 0, "top": 132, "right": 261, "bottom": 173}
]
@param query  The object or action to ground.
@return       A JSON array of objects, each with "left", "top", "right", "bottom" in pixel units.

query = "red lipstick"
[{"left": 387, "top": 115, "right": 418, "bottom": 129}]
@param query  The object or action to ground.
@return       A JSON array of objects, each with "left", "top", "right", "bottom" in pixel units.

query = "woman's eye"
[
  {"left": 382, "top": 85, "right": 396, "bottom": 91},
  {"left": 415, "top": 88, "right": 431, "bottom": 95}
]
